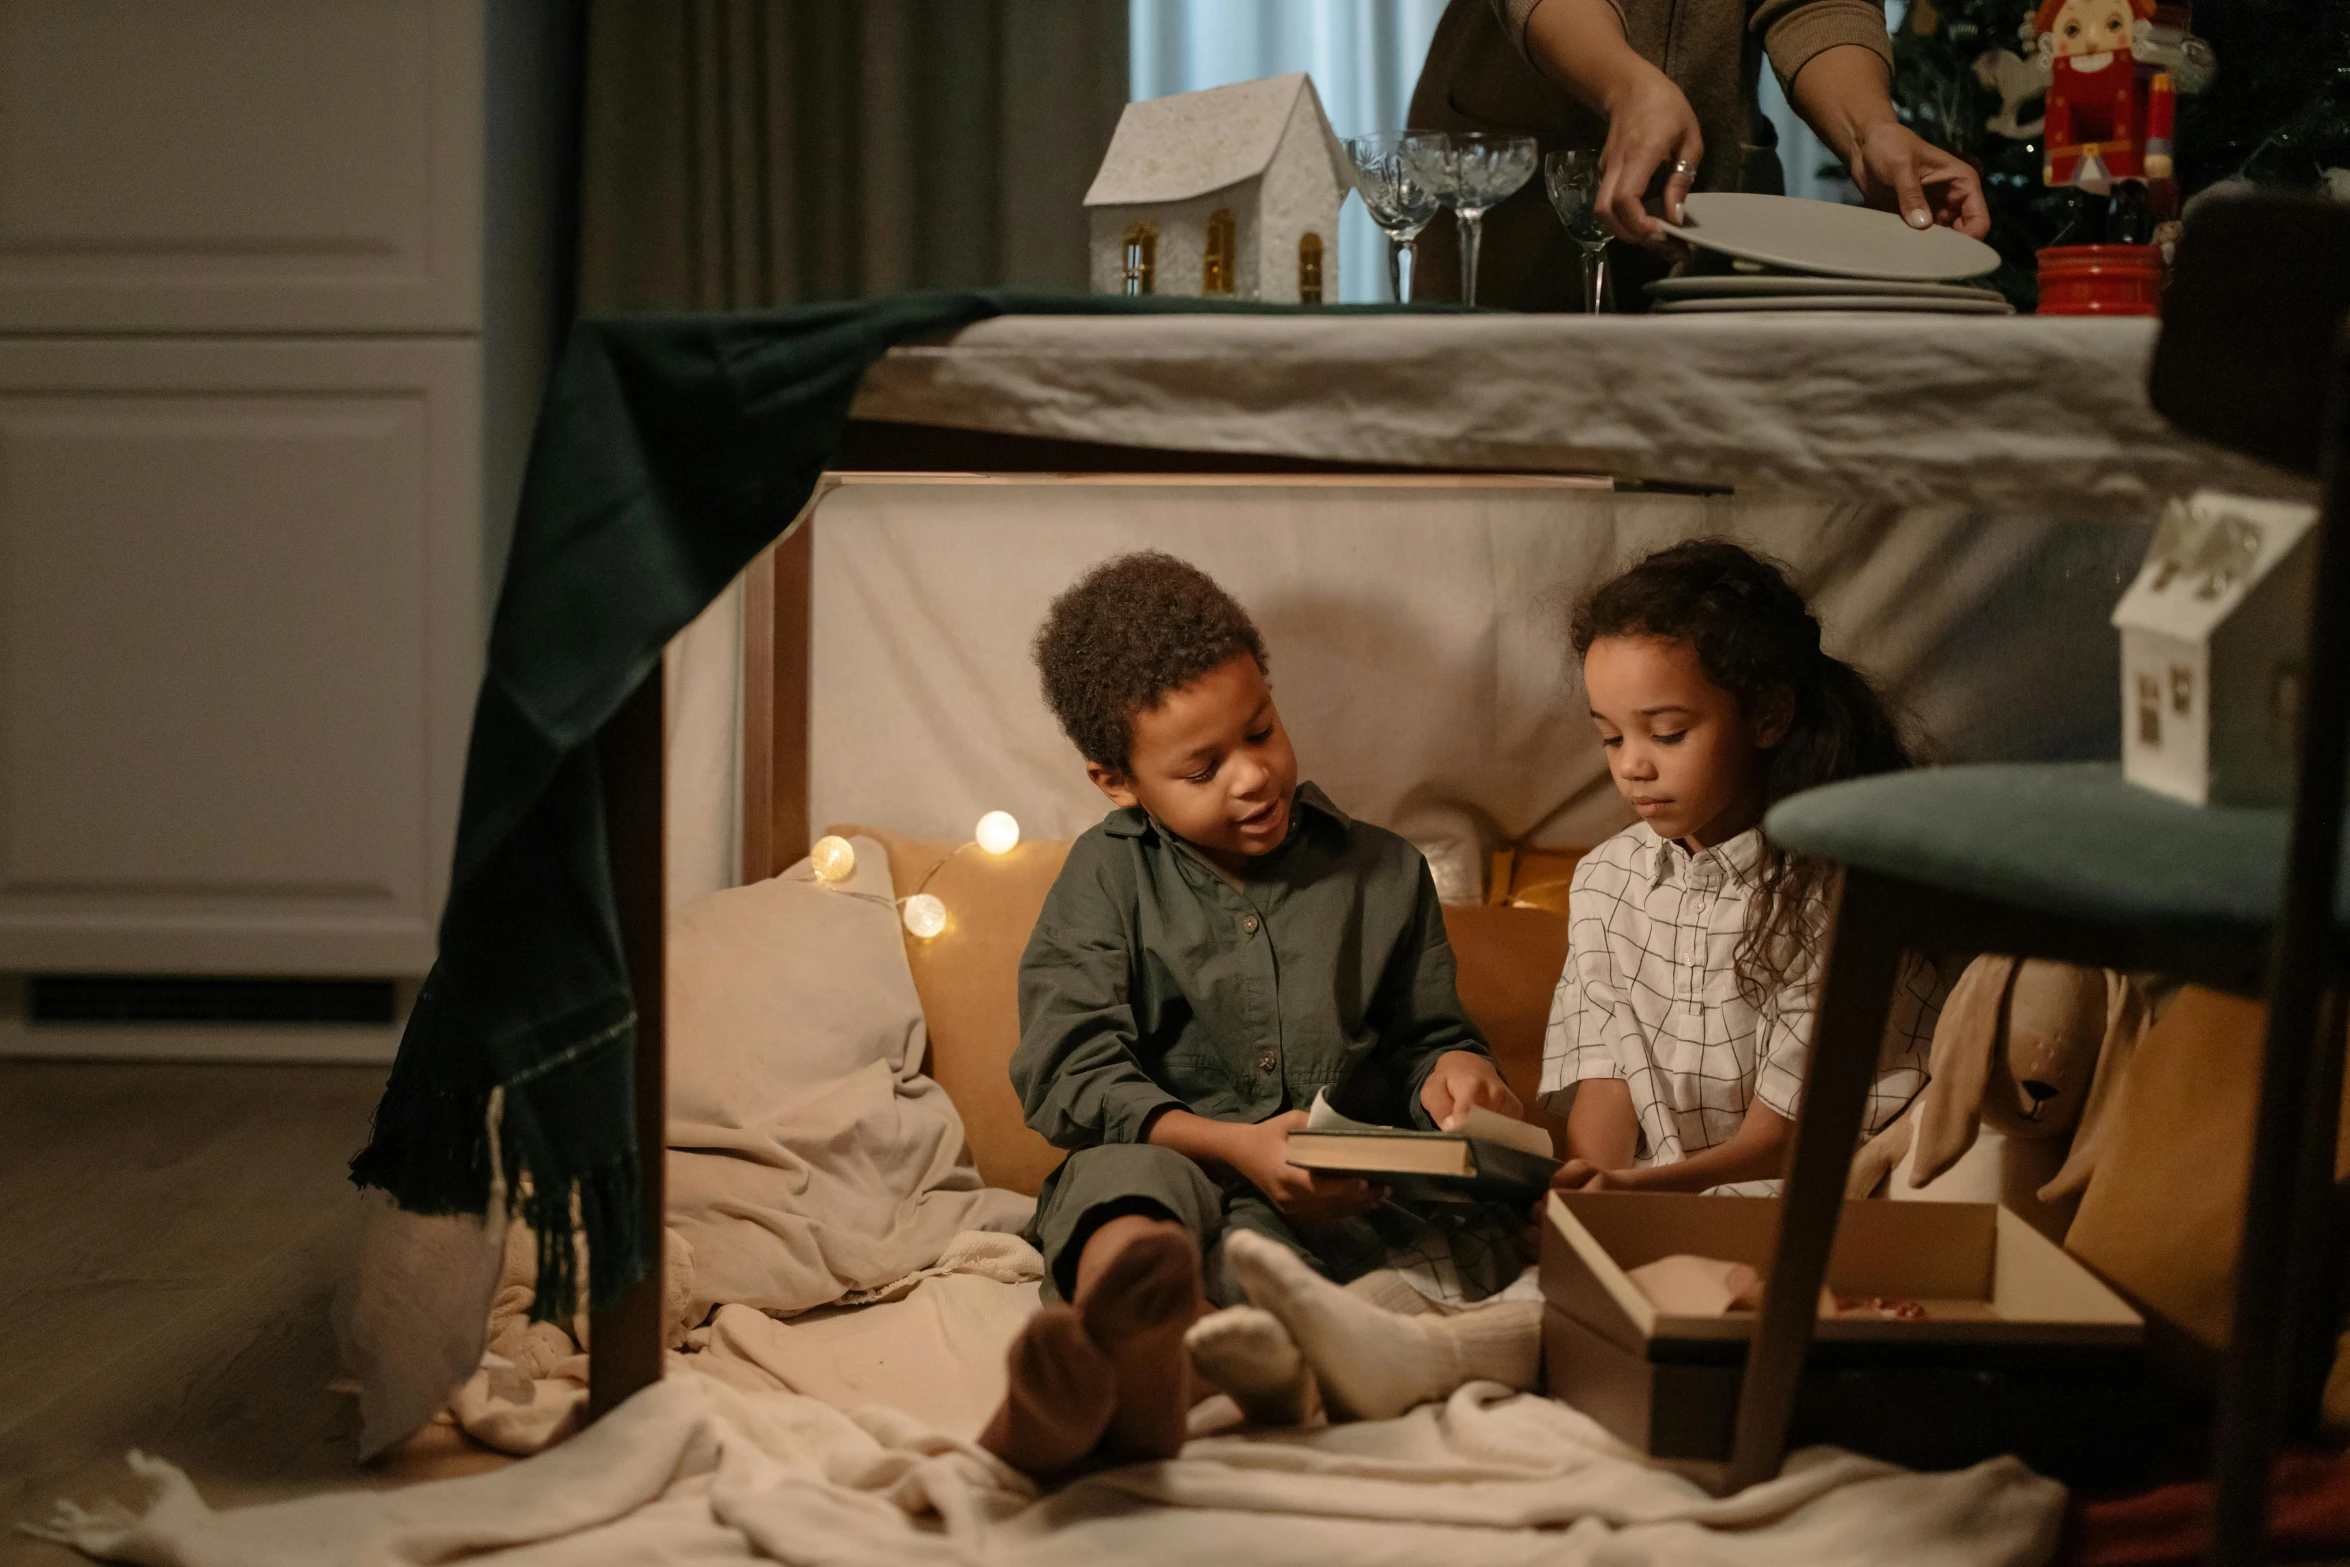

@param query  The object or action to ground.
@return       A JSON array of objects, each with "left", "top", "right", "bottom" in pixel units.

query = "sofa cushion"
[
  {"left": 1440, "top": 902, "right": 1572, "bottom": 1155},
  {"left": 837, "top": 825, "right": 1071, "bottom": 1197},
  {"left": 845, "top": 825, "right": 1579, "bottom": 1190}
]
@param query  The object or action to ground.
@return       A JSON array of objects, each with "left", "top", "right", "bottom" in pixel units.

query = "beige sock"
[
  {"left": 1225, "top": 1230, "right": 1542, "bottom": 1421},
  {"left": 1185, "top": 1306, "right": 1321, "bottom": 1426}
]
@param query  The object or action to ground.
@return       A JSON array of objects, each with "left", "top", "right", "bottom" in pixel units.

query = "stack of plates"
[{"left": 1648, "top": 194, "right": 2011, "bottom": 315}]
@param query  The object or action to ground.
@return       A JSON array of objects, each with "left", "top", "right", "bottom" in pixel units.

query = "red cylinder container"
[{"left": 2036, "top": 244, "right": 2163, "bottom": 316}]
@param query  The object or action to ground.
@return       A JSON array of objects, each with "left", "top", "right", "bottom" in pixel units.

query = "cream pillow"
[{"left": 666, "top": 833, "right": 924, "bottom": 1127}]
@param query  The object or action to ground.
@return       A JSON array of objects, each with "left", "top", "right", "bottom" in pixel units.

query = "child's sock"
[
  {"left": 1225, "top": 1230, "right": 1542, "bottom": 1422},
  {"left": 978, "top": 1304, "right": 1116, "bottom": 1477},
  {"left": 1075, "top": 1224, "right": 1202, "bottom": 1459},
  {"left": 1184, "top": 1306, "right": 1321, "bottom": 1426}
]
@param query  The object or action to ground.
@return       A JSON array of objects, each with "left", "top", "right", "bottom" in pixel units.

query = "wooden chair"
[{"left": 1725, "top": 194, "right": 2350, "bottom": 1567}]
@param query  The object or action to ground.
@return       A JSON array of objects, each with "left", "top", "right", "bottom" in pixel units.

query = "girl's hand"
[
  {"left": 1597, "top": 68, "right": 1704, "bottom": 247},
  {"left": 1420, "top": 1051, "right": 1525, "bottom": 1129},
  {"left": 1548, "top": 1158, "right": 1621, "bottom": 1191},
  {"left": 1233, "top": 1110, "right": 1385, "bottom": 1220},
  {"left": 1847, "top": 122, "right": 1990, "bottom": 238}
]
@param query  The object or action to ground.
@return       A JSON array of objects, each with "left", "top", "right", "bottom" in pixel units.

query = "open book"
[{"left": 1283, "top": 1088, "right": 1560, "bottom": 1205}]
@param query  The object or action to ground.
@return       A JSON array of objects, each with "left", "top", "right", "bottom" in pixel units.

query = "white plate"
[
  {"left": 1647, "top": 274, "right": 2008, "bottom": 303},
  {"left": 1661, "top": 193, "right": 2000, "bottom": 281},
  {"left": 1652, "top": 293, "right": 2015, "bottom": 315},
  {"left": 1653, "top": 294, "right": 2014, "bottom": 316}
]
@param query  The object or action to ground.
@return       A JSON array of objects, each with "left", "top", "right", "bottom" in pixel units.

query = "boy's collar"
[{"left": 1101, "top": 780, "right": 1350, "bottom": 840}]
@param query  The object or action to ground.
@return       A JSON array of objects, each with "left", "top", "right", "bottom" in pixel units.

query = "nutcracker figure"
[{"left": 2036, "top": 0, "right": 2172, "bottom": 193}]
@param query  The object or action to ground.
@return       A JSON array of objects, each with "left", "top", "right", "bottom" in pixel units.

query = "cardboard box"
[{"left": 1540, "top": 1191, "right": 2147, "bottom": 1483}]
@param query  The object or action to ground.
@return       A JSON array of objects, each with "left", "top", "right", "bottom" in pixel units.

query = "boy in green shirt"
[{"left": 978, "top": 552, "right": 1527, "bottom": 1476}]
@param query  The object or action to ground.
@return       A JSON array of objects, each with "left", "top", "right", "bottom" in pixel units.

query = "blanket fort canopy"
[
  {"left": 349, "top": 293, "right": 1384, "bottom": 1320},
  {"left": 355, "top": 293, "right": 2303, "bottom": 1322}
]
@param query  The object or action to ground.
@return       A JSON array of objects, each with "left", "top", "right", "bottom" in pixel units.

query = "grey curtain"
[{"left": 578, "top": 0, "right": 1131, "bottom": 312}]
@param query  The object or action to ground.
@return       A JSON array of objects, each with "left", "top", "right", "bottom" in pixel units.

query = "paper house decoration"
[
  {"left": 1084, "top": 73, "right": 1351, "bottom": 304},
  {"left": 2110, "top": 490, "right": 2321, "bottom": 805}
]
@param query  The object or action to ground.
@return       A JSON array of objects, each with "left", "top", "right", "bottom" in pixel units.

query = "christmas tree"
[{"left": 1890, "top": 0, "right": 2350, "bottom": 306}]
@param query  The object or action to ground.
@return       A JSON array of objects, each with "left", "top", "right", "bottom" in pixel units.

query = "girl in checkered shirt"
[{"left": 1540, "top": 540, "right": 1942, "bottom": 1196}]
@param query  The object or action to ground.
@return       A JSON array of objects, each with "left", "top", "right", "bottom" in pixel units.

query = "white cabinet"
[
  {"left": 0, "top": 1, "right": 563, "bottom": 1004},
  {"left": 0, "top": 0, "right": 485, "bottom": 332},
  {"left": 0, "top": 339, "right": 479, "bottom": 974}
]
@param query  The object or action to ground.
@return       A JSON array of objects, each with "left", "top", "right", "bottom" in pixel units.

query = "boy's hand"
[
  {"left": 1419, "top": 1051, "right": 1525, "bottom": 1130},
  {"left": 1235, "top": 1110, "right": 1385, "bottom": 1220}
]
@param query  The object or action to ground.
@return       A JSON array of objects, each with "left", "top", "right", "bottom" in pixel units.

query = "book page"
[{"left": 1306, "top": 1088, "right": 1551, "bottom": 1159}]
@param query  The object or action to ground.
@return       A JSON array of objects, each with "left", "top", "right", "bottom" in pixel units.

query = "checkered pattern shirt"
[{"left": 1538, "top": 822, "right": 1941, "bottom": 1196}]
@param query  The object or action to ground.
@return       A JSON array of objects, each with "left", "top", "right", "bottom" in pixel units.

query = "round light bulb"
[
  {"left": 901, "top": 893, "right": 948, "bottom": 939},
  {"left": 809, "top": 835, "right": 857, "bottom": 883},
  {"left": 975, "top": 810, "right": 1021, "bottom": 856}
]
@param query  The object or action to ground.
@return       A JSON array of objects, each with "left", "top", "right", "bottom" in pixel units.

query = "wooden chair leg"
[
  {"left": 1726, "top": 867, "right": 1910, "bottom": 1492},
  {"left": 2283, "top": 985, "right": 2347, "bottom": 1441},
  {"left": 2210, "top": 331, "right": 2350, "bottom": 1565},
  {"left": 588, "top": 668, "right": 668, "bottom": 1420}
]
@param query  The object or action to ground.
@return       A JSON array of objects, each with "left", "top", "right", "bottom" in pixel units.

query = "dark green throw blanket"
[{"left": 350, "top": 291, "right": 1411, "bottom": 1319}]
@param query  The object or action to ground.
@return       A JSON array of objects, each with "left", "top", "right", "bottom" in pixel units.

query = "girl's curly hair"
[{"left": 1572, "top": 538, "right": 1914, "bottom": 1007}]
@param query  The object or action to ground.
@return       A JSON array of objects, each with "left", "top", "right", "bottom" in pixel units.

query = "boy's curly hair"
[{"left": 1034, "top": 551, "right": 1267, "bottom": 773}]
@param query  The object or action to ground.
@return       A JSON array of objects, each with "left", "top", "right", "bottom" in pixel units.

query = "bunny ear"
[
  {"left": 1911, "top": 955, "right": 2017, "bottom": 1188},
  {"left": 2039, "top": 972, "right": 2147, "bottom": 1202}
]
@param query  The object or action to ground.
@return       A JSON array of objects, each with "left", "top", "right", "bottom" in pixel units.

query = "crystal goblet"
[
  {"left": 1543, "top": 149, "right": 1612, "bottom": 315},
  {"left": 1344, "top": 131, "right": 1451, "bottom": 304},
  {"left": 1446, "top": 133, "right": 1537, "bottom": 305}
]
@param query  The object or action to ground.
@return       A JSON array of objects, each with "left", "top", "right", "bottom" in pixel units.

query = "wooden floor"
[{"left": 0, "top": 1059, "right": 462, "bottom": 1564}]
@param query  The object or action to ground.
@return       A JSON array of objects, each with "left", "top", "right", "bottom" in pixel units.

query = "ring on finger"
[{"left": 1667, "top": 158, "right": 1699, "bottom": 178}]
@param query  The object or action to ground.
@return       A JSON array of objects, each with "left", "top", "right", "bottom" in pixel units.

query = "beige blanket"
[
  {"left": 34, "top": 1372, "right": 2064, "bottom": 1567},
  {"left": 448, "top": 1229, "right": 1043, "bottom": 1455}
]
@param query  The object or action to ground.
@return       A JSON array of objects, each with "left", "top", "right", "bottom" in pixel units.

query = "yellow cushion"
[
  {"left": 839, "top": 829, "right": 1581, "bottom": 1189},
  {"left": 2065, "top": 984, "right": 2349, "bottom": 1415},
  {"left": 835, "top": 825, "right": 1070, "bottom": 1197},
  {"left": 1441, "top": 902, "right": 1571, "bottom": 1156}
]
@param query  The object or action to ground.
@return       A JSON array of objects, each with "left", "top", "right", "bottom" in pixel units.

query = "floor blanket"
[{"left": 30, "top": 1371, "right": 2063, "bottom": 1567}]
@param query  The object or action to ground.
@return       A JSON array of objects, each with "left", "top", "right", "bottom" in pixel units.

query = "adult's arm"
[
  {"left": 1770, "top": 9, "right": 1991, "bottom": 237},
  {"left": 1515, "top": 0, "right": 1705, "bottom": 243}
]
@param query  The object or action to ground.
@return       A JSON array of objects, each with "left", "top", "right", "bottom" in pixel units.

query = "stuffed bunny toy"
[{"left": 1853, "top": 955, "right": 2145, "bottom": 1242}]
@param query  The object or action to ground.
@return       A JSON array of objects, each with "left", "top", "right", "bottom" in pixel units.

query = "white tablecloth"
[{"left": 850, "top": 314, "right": 2308, "bottom": 519}]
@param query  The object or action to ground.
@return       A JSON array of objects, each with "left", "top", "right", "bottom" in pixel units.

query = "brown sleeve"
[
  {"left": 1754, "top": 0, "right": 1894, "bottom": 92},
  {"left": 1491, "top": 0, "right": 1631, "bottom": 63}
]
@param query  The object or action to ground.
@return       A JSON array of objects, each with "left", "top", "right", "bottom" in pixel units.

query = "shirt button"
[
  {"left": 1257, "top": 1049, "right": 1278, "bottom": 1073},
  {"left": 1241, "top": 914, "right": 1260, "bottom": 933}
]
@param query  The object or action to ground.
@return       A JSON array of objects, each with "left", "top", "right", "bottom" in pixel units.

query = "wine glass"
[
  {"left": 1344, "top": 132, "right": 1451, "bottom": 304},
  {"left": 1446, "top": 133, "right": 1537, "bottom": 305},
  {"left": 1543, "top": 149, "right": 1612, "bottom": 315}
]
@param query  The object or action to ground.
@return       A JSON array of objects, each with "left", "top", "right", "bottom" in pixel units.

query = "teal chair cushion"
[{"left": 1762, "top": 762, "right": 2320, "bottom": 936}]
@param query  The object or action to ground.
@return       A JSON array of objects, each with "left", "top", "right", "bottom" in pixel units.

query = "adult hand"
[
  {"left": 1598, "top": 67, "right": 1704, "bottom": 247},
  {"left": 1419, "top": 1050, "right": 1525, "bottom": 1129},
  {"left": 1848, "top": 121, "right": 1990, "bottom": 238},
  {"left": 1233, "top": 1110, "right": 1385, "bottom": 1220},
  {"left": 1549, "top": 1158, "right": 1612, "bottom": 1191}
]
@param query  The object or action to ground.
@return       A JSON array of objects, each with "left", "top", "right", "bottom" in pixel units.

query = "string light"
[
  {"left": 901, "top": 892, "right": 948, "bottom": 939},
  {"left": 975, "top": 810, "right": 1021, "bottom": 856},
  {"left": 809, "top": 835, "right": 857, "bottom": 883}
]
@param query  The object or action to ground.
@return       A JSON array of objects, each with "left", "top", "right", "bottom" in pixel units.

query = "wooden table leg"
[
  {"left": 588, "top": 668, "right": 666, "bottom": 1420},
  {"left": 1725, "top": 867, "right": 1908, "bottom": 1492}
]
